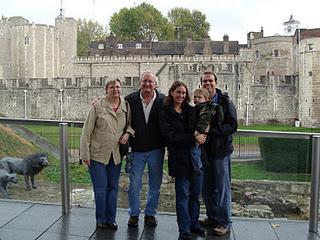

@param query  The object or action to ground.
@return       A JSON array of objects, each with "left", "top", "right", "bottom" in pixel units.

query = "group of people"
[{"left": 80, "top": 70, "right": 238, "bottom": 240}]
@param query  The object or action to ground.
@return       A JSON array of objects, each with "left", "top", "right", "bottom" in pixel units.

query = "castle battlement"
[{"left": 76, "top": 54, "right": 244, "bottom": 64}]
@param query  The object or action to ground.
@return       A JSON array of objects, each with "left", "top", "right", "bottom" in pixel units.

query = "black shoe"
[
  {"left": 178, "top": 232, "right": 191, "bottom": 240},
  {"left": 144, "top": 215, "right": 158, "bottom": 227},
  {"left": 96, "top": 223, "right": 108, "bottom": 229},
  {"left": 199, "top": 217, "right": 217, "bottom": 227},
  {"left": 191, "top": 227, "right": 205, "bottom": 235},
  {"left": 107, "top": 222, "right": 118, "bottom": 231},
  {"left": 128, "top": 216, "right": 139, "bottom": 227}
]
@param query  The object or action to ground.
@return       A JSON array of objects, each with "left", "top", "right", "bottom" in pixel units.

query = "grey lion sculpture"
[
  {"left": 0, "top": 152, "right": 49, "bottom": 191},
  {"left": 0, "top": 169, "right": 18, "bottom": 198}
]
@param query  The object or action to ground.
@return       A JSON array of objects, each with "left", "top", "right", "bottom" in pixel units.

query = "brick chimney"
[
  {"left": 223, "top": 34, "right": 229, "bottom": 54},
  {"left": 202, "top": 38, "right": 212, "bottom": 56},
  {"left": 184, "top": 38, "right": 195, "bottom": 56}
]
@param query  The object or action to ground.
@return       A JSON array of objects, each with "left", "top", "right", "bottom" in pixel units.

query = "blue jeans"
[
  {"left": 175, "top": 175, "right": 203, "bottom": 233},
  {"left": 190, "top": 143, "right": 202, "bottom": 173},
  {"left": 202, "top": 155, "right": 232, "bottom": 228},
  {"left": 89, "top": 159, "right": 121, "bottom": 224},
  {"left": 128, "top": 148, "right": 164, "bottom": 217}
]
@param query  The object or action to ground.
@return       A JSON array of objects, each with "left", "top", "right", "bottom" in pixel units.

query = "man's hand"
[
  {"left": 195, "top": 133, "right": 206, "bottom": 144},
  {"left": 119, "top": 133, "right": 130, "bottom": 144},
  {"left": 91, "top": 97, "right": 101, "bottom": 106}
]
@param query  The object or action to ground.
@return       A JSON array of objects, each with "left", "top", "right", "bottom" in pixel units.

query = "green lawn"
[
  {"left": 25, "top": 124, "right": 82, "bottom": 149},
  {"left": 239, "top": 124, "right": 320, "bottom": 133},
  {"left": 232, "top": 161, "right": 310, "bottom": 182}
]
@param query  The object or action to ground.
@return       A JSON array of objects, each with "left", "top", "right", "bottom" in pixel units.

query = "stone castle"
[{"left": 0, "top": 14, "right": 319, "bottom": 127}]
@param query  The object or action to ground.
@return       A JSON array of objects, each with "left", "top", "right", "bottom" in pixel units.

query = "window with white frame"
[
  {"left": 98, "top": 43, "right": 104, "bottom": 50},
  {"left": 117, "top": 44, "right": 123, "bottom": 49},
  {"left": 273, "top": 49, "right": 280, "bottom": 58},
  {"left": 135, "top": 43, "right": 142, "bottom": 49}
]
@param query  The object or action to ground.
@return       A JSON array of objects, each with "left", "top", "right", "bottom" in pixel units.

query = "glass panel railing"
[
  {"left": 231, "top": 131, "right": 311, "bottom": 221},
  {"left": 68, "top": 123, "right": 92, "bottom": 208},
  {"left": 0, "top": 122, "right": 61, "bottom": 204},
  {"left": 1, "top": 118, "right": 319, "bottom": 230}
]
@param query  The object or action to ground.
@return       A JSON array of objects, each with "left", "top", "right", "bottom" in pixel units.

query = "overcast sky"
[{"left": 2, "top": 0, "right": 320, "bottom": 43}]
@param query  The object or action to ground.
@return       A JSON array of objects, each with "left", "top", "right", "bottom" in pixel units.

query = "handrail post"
[
  {"left": 309, "top": 135, "right": 320, "bottom": 232},
  {"left": 59, "top": 123, "right": 71, "bottom": 214}
]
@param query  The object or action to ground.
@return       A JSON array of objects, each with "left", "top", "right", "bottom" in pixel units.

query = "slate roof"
[{"left": 89, "top": 39, "right": 243, "bottom": 56}]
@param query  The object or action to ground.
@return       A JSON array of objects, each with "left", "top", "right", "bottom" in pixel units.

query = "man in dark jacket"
[
  {"left": 125, "top": 70, "right": 165, "bottom": 227},
  {"left": 199, "top": 71, "right": 238, "bottom": 236}
]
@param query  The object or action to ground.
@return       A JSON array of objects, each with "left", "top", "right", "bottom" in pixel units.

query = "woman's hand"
[
  {"left": 91, "top": 97, "right": 101, "bottom": 106},
  {"left": 82, "top": 159, "right": 91, "bottom": 166},
  {"left": 195, "top": 133, "right": 206, "bottom": 144},
  {"left": 119, "top": 133, "right": 130, "bottom": 144}
]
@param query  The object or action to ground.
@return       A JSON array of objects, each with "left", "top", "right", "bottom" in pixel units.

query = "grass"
[
  {"left": 25, "top": 124, "right": 81, "bottom": 149},
  {"left": 239, "top": 124, "right": 320, "bottom": 133},
  {"left": 232, "top": 161, "right": 311, "bottom": 182}
]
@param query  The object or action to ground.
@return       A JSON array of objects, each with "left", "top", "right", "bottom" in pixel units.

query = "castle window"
[
  {"left": 273, "top": 99, "right": 277, "bottom": 111},
  {"left": 259, "top": 75, "right": 267, "bottom": 85},
  {"left": 225, "top": 84, "right": 228, "bottom": 91},
  {"left": 135, "top": 43, "right": 142, "bottom": 49},
  {"left": 307, "top": 44, "right": 314, "bottom": 51},
  {"left": 237, "top": 98, "right": 242, "bottom": 110},
  {"left": 273, "top": 49, "right": 280, "bottom": 58},
  {"left": 123, "top": 77, "right": 132, "bottom": 86},
  {"left": 255, "top": 50, "right": 260, "bottom": 59},
  {"left": 227, "top": 64, "right": 233, "bottom": 72},
  {"left": 98, "top": 43, "right": 104, "bottom": 50},
  {"left": 309, "top": 71, "right": 313, "bottom": 77},
  {"left": 238, "top": 83, "right": 241, "bottom": 91},
  {"left": 117, "top": 44, "right": 123, "bottom": 50},
  {"left": 24, "top": 36, "right": 30, "bottom": 45}
]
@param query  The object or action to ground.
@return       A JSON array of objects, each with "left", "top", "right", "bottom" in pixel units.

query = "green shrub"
[{"left": 259, "top": 138, "right": 312, "bottom": 173}]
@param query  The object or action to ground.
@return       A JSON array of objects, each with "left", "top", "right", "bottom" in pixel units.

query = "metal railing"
[{"left": 0, "top": 117, "right": 319, "bottom": 233}]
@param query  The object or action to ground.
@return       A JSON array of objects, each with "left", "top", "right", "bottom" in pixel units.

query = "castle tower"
[
  {"left": 0, "top": 16, "right": 11, "bottom": 80},
  {"left": 54, "top": 12, "right": 77, "bottom": 80},
  {"left": 283, "top": 15, "right": 300, "bottom": 36}
]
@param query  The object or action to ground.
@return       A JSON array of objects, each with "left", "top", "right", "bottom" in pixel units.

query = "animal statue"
[
  {"left": 0, "top": 169, "right": 18, "bottom": 198},
  {"left": 0, "top": 152, "right": 49, "bottom": 191}
]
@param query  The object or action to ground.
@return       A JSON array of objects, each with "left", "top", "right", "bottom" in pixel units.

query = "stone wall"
[{"left": 115, "top": 173, "right": 310, "bottom": 219}]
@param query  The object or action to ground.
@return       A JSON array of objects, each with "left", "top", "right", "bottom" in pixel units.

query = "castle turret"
[
  {"left": 283, "top": 15, "right": 300, "bottom": 36},
  {"left": 55, "top": 15, "right": 77, "bottom": 79}
]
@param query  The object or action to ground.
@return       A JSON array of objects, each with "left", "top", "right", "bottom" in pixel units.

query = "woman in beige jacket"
[{"left": 80, "top": 79, "right": 134, "bottom": 230}]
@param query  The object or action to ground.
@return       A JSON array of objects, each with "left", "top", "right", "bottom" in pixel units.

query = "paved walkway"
[{"left": 0, "top": 200, "right": 319, "bottom": 240}]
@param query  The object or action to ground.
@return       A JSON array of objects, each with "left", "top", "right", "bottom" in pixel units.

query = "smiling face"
[
  {"left": 201, "top": 73, "right": 217, "bottom": 98},
  {"left": 106, "top": 80, "right": 121, "bottom": 98},
  {"left": 140, "top": 72, "right": 157, "bottom": 95},
  {"left": 170, "top": 85, "right": 187, "bottom": 106}
]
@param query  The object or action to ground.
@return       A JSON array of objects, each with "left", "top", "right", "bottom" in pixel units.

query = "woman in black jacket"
[{"left": 159, "top": 81, "right": 207, "bottom": 240}]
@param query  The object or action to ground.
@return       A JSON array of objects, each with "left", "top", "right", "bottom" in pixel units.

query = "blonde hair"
[{"left": 193, "top": 88, "right": 210, "bottom": 100}]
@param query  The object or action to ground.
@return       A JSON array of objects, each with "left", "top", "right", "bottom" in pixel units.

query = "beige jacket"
[{"left": 80, "top": 96, "right": 134, "bottom": 165}]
